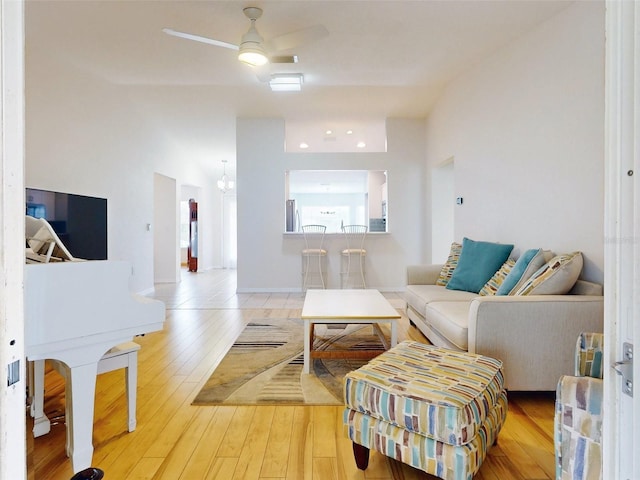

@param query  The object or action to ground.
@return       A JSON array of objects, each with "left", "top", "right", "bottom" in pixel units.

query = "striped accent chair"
[
  {"left": 343, "top": 341, "right": 507, "bottom": 480},
  {"left": 555, "top": 332, "right": 603, "bottom": 480}
]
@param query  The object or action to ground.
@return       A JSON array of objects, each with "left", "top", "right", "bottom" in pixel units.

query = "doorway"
[
  {"left": 180, "top": 185, "right": 202, "bottom": 271},
  {"left": 431, "top": 158, "right": 455, "bottom": 262},
  {"left": 153, "top": 173, "right": 179, "bottom": 283}
]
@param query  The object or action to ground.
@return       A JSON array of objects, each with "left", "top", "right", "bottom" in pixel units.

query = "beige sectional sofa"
[{"left": 405, "top": 261, "right": 604, "bottom": 391}]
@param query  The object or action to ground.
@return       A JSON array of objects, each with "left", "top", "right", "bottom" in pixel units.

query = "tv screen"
[{"left": 26, "top": 188, "right": 108, "bottom": 260}]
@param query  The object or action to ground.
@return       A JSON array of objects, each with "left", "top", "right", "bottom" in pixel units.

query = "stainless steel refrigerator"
[{"left": 286, "top": 199, "right": 296, "bottom": 232}]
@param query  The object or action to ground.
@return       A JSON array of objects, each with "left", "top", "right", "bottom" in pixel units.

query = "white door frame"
[
  {"left": 0, "top": 0, "right": 27, "bottom": 478},
  {"left": 603, "top": 1, "right": 639, "bottom": 478}
]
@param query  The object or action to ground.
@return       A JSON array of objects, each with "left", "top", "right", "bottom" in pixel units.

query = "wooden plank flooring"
[{"left": 27, "top": 269, "right": 556, "bottom": 480}]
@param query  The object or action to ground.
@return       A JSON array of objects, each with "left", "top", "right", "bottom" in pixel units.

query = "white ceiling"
[{"left": 25, "top": 0, "right": 572, "bottom": 167}]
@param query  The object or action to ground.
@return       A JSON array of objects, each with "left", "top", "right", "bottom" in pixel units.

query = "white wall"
[
  {"left": 25, "top": 56, "right": 223, "bottom": 292},
  {"left": 424, "top": 1, "right": 605, "bottom": 283},
  {"left": 236, "top": 118, "right": 426, "bottom": 292}
]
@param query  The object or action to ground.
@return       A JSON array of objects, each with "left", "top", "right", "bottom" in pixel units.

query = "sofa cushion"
[
  {"left": 436, "top": 242, "right": 462, "bottom": 286},
  {"left": 424, "top": 301, "right": 472, "bottom": 350},
  {"left": 515, "top": 252, "right": 583, "bottom": 295},
  {"left": 405, "top": 285, "right": 476, "bottom": 316},
  {"left": 479, "top": 258, "right": 516, "bottom": 296},
  {"left": 570, "top": 279, "right": 603, "bottom": 296},
  {"left": 496, "top": 248, "right": 545, "bottom": 295},
  {"left": 446, "top": 238, "right": 514, "bottom": 293}
]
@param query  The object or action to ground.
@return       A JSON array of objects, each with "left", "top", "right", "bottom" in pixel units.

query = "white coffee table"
[{"left": 301, "top": 289, "right": 401, "bottom": 374}]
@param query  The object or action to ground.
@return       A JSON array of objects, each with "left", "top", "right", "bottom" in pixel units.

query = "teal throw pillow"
[
  {"left": 446, "top": 237, "right": 514, "bottom": 293},
  {"left": 496, "top": 248, "right": 541, "bottom": 295}
]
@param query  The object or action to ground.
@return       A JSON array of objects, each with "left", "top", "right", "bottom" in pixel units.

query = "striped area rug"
[{"left": 192, "top": 318, "right": 388, "bottom": 405}]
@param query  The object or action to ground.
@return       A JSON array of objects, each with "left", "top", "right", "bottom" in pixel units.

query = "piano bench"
[{"left": 32, "top": 341, "right": 141, "bottom": 440}]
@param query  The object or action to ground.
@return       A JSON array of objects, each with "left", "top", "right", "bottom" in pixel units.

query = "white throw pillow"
[
  {"left": 506, "top": 249, "right": 553, "bottom": 295},
  {"left": 514, "top": 252, "right": 583, "bottom": 295}
]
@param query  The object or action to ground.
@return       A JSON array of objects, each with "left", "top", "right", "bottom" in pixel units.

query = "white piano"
[{"left": 24, "top": 217, "right": 165, "bottom": 473}]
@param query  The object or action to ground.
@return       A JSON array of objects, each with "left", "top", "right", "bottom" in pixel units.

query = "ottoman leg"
[{"left": 352, "top": 442, "right": 370, "bottom": 470}]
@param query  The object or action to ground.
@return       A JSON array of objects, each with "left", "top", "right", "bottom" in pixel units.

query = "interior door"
[{"left": 604, "top": 1, "right": 640, "bottom": 478}]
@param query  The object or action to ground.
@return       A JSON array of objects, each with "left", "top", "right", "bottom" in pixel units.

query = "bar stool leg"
[
  {"left": 318, "top": 253, "right": 325, "bottom": 288},
  {"left": 302, "top": 253, "right": 309, "bottom": 292}
]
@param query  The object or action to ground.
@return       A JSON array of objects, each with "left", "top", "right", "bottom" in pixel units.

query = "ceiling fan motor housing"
[{"left": 243, "top": 7, "right": 263, "bottom": 21}]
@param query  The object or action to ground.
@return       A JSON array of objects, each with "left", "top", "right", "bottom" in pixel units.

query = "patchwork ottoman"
[{"left": 343, "top": 340, "right": 508, "bottom": 480}]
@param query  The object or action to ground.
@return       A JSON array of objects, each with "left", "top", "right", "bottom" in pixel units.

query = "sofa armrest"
[
  {"left": 406, "top": 264, "right": 443, "bottom": 286},
  {"left": 467, "top": 295, "right": 604, "bottom": 391}
]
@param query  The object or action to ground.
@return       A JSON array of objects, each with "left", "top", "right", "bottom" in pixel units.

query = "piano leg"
[
  {"left": 125, "top": 350, "right": 138, "bottom": 432},
  {"left": 64, "top": 362, "right": 99, "bottom": 473},
  {"left": 30, "top": 360, "right": 52, "bottom": 437}
]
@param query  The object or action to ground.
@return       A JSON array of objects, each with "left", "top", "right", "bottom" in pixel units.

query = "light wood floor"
[{"left": 27, "top": 269, "right": 557, "bottom": 480}]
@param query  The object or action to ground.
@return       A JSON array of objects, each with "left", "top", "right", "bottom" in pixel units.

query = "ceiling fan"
[{"left": 163, "top": 6, "right": 328, "bottom": 68}]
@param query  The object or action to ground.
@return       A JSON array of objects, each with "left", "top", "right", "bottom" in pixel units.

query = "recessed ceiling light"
[
  {"left": 269, "top": 73, "right": 304, "bottom": 92},
  {"left": 300, "top": 142, "right": 309, "bottom": 149},
  {"left": 346, "top": 130, "right": 353, "bottom": 135},
  {"left": 325, "top": 130, "right": 333, "bottom": 135},
  {"left": 356, "top": 141, "right": 366, "bottom": 148}
]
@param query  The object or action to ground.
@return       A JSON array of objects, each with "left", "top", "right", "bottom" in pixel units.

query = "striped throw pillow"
[
  {"left": 514, "top": 252, "right": 583, "bottom": 295},
  {"left": 479, "top": 258, "right": 516, "bottom": 296},
  {"left": 436, "top": 242, "right": 462, "bottom": 286}
]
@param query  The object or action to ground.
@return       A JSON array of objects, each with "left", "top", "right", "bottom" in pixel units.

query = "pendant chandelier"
[{"left": 217, "top": 160, "right": 235, "bottom": 193}]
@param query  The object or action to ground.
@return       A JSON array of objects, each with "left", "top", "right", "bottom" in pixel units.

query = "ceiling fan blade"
[
  {"left": 162, "top": 28, "right": 239, "bottom": 51},
  {"left": 266, "top": 25, "right": 329, "bottom": 53},
  {"left": 269, "top": 55, "right": 298, "bottom": 64}
]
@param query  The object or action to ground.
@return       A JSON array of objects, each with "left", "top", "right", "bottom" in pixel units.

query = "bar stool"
[
  {"left": 301, "top": 225, "right": 327, "bottom": 291},
  {"left": 341, "top": 225, "right": 367, "bottom": 288}
]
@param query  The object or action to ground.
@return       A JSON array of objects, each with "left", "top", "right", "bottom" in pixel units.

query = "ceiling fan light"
[
  {"left": 238, "top": 21, "right": 268, "bottom": 66},
  {"left": 238, "top": 43, "right": 269, "bottom": 66}
]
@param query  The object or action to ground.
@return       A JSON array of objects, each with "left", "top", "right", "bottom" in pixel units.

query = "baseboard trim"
[{"left": 235, "top": 286, "right": 406, "bottom": 294}]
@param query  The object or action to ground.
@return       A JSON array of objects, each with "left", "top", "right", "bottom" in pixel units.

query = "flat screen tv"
[{"left": 26, "top": 188, "right": 108, "bottom": 260}]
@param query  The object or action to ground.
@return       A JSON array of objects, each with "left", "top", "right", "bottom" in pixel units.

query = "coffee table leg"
[
  {"left": 391, "top": 320, "right": 398, "bottom": 347},
  {"left": 303, "top": 320, "right": 311, "bottom": 374}
]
